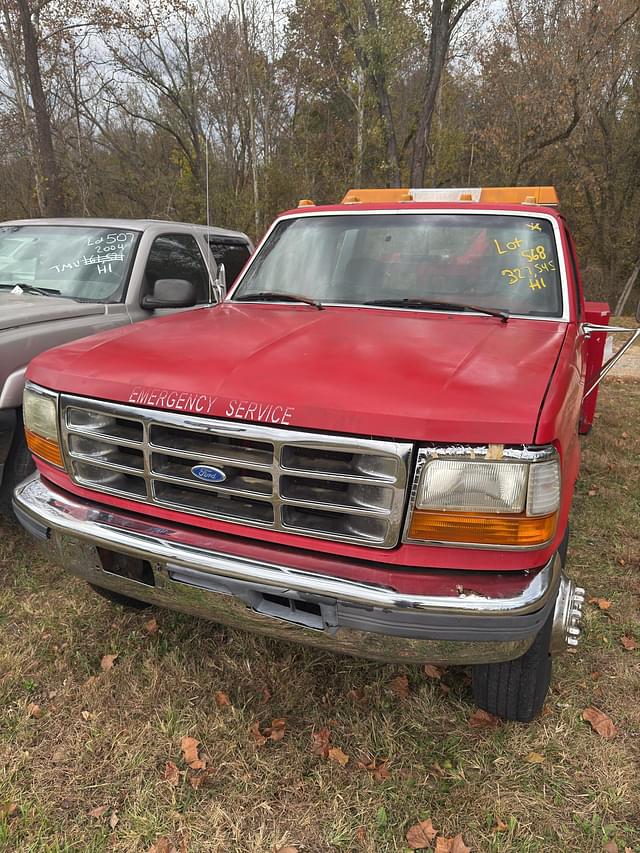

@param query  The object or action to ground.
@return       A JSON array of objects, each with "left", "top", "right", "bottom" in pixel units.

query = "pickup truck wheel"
[
  {"left": 0, "top": 418, "right": 35, "bottom": 518},
  {"left": 88, "top": 583, "right": 150, "bottom": 610},
  {"left": 471, "top": 608, "right": 553, "bottom": 723}
]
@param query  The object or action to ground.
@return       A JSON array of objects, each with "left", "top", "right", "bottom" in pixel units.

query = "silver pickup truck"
[{"left": 0, "top": 217, "right": 252, "bottom": 512}]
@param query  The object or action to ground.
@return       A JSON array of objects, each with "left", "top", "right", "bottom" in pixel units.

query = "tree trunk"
[
  {"left": 614, "top": 259, "right": 640, "bottom": 316},
  {"left": 16, "top": 0, "right": 65, "bottom": 215},
  {"left": 410, "top": 0, "right": 452, "bottom": 186}
]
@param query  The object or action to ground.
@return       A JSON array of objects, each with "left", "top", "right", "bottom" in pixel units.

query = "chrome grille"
[{"left": 60, "top": 395, "right": 412, "bottom": 548}]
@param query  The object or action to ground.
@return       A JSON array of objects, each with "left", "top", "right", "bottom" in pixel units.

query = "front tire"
[
  {"left": 471, "top": 609, "right": 554, "bottom": 723},
  {"left": 0, "top": 417, "right": 35, "bottom": 518}
]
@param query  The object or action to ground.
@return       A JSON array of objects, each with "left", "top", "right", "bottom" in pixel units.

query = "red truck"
[{"left": 13, "top": 187, "right": 639, "bottom": 722}]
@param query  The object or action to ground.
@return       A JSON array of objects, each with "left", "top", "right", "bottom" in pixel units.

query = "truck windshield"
[
  {"left": 0, "top": 225, "right": 140, "bottom": 302},
  {"left": 232, "top": 213, "right": 563, "bottom": 318}
]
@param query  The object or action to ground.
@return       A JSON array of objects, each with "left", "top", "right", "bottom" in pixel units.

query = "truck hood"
[
  {"left": 28, "top": 303, "right": 568, "bottom": 444},
  {"left": 0, "top": 293, "right": 104, "bottom": 331}
]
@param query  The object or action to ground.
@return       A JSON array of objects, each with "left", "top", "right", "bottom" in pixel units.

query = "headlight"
[
  {"left": 406, "top": 448, "right": 560, "bottom": 547},
  {"left": 23, "top": 382, "right": 64, "bottom": 468}
]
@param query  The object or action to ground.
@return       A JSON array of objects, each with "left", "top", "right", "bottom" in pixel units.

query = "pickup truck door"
[{"left": 130, "top": 231, "right": 215, "bottom": 321}]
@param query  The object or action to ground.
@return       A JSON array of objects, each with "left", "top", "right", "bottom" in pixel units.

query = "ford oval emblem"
[{"left": 191, "top": 464, "right": 227, "bottom": 483}]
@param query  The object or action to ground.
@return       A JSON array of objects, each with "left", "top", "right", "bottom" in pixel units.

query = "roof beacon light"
[{"left": 341, "top": 187, "right": 559, "bottom": 206}]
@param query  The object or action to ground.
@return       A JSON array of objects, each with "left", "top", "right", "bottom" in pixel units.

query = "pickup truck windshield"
[
  {"left": 232, "top": 213, "right": 563, "bottom": 318},
  {"left": 0, "top": 225, "right": 140, "bottom": 302}
]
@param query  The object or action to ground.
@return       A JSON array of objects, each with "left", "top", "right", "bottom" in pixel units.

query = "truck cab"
[
  {"left": 0, "top": 218, "right": 252, "bottom": 512},
  {"left": 13, "top": 188, "right": 638, "bottom": 722}
]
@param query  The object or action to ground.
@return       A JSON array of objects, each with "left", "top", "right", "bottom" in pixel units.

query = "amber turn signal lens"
[
  {"left": 25, "top": 428, "right": 64, "bottom": 468},
  {"left": 408, "top": 510, "right": 557, "bottom": 547}
]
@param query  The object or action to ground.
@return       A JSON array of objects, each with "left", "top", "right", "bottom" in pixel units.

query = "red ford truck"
[{"left": 13, "top": 187, "right": 639, "bottom": 722}]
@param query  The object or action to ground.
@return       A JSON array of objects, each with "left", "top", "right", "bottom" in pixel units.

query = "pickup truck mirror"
[
  {"left": 582, "top": 319, "right": 640, "bottom": 397},
  {"left": 213, "top": 263, "right": 227, "bottom": 301},
  {"left": 141, "top": 278, "right": 197, "bottom": 310}
]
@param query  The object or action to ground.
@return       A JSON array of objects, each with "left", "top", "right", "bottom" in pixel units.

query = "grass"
[{"left": 0, "top": 380, "right": 638, "bottom": 852}]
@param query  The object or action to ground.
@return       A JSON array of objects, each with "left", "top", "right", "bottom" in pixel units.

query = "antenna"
[{"left": 205, "top": 134, "right": 211, "bottom": 232}]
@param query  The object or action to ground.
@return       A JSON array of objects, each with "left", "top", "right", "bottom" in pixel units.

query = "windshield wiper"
[
  {"left": 234, "top": 290, "right": 324, "bottom": 310},
  {"left": 363, "top": 298, "right": 509, "bottom": 322},
  {"left": 0, "top": 282, "right": 61, "bottom": 296}
]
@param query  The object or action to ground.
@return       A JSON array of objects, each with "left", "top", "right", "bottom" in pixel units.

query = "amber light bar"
[
  {"left": 408, "top": 510, "right": 557, "bottom": 547},
  {"left": 25, "top": 428, "right": 64, "bottom": 468},
  {"left": 341, "top": 186, "right": 559, "bottom": 206}
]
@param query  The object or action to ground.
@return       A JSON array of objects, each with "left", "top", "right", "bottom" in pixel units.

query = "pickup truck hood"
[
  {"left": 0, "top": 292, "right": 104, "bottom": 331},
  {"left": 28, "top": 303, "right": 568, "bottom": 444}
]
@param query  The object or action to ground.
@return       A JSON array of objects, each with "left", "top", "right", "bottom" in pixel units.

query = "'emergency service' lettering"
[{"left": 127, "top": 386, "right": 295, "bottom": 424}]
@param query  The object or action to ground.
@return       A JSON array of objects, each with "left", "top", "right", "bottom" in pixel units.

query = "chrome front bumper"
[{"left": 13, "top": 473, "right": 574, "bottom": 665}]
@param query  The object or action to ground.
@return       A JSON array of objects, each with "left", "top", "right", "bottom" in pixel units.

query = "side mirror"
[
  {"left": 213, "top": 263, "right": 226, "bottom": 302},
  {"left": 141, "top": 278, "right": 197, "bottom": 310}
]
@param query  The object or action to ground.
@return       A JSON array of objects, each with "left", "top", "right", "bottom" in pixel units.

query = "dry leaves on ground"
[
  {"left": 620, "top": 635, "right": 637, "bottom": 651},
  {"left": 435, "top": 835, "right": 471, "bottom": 853},
  {"left": 100, "top": 653, "right": 118, "bottom": 671},
  {"left": 148, "top": 838, "right": 177, "bottom": 853},
  {"left": 327, "top": 746, "right": 349, "bottom": 766},
  {"left": 180, "top": 736, "right": 206, "bottom": 769},
  {"left": 423, "top": 664, "right": 444, "bottom": 679},
  {"left": 492, "top": 818, "right": 508, "bottom": 833},
  {"left": 214, "top": 691, "right": 232, "bottom": 707},
  {"left": 406, "top": 819, "right": 438, "bottom": 849},
  {"left": 310, "top": 726, "right": 331, "bottom": 757},
  {"left": 588, "top": 597, "right": 612, "bottom": 610},
  {"left": 250, "top": 718, "right": 286, "bottom": 746},
  {"left": 88, "top": 805, "right": 109, "bottom": 819},
  {"left": 27, "top": 702, "right": 42, "bottom": 718},
  {"left": 468, "top": 708, "right": 500, "bottom": 729},
  {"left": 164, "top": 761, "right": 180, "bottom": 786},
  {"left": 143, "top": 617, "right": 158, "bottom": 635},
  {"left": 109, "top": 811, "right": 119, "bottom": 830},
  {"left": 390, "top": 674, "right": 410, "bottom": 699},
  {"left": 357, "top": 757, "right": 390, "bottom": 781},
  {"left": 274, "top": 847, "right": 299, "bottom": 853},
  {"left": 582, "top": 707, "right": 619, "bottom": 739},
  {"left": 525, "top": 752, "right": 545, "bottom": 763}
]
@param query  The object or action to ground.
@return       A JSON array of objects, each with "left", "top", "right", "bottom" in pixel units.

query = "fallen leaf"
[
  {"left": 451, "top": 836, "right": 471, "bottom": 853},
  {"left": 81, "top": 710, "right": 96, "bottom": 721},
  {"left": 249, "top": 720, "right": 267, "bottom": 747},
  {"left": 148, "top": 838, "right": 177, "bottom": 853},
  {"left": 214, "top": 691, "right": 232, "bottom": 707},
  {"left": 588, "top": 488, "right": 598, "bottom": 496},
  {"left": 327, "top": 746, "right": 349, "bottom": 766},
  {"left": 492, "top": 818, "right": 508, "bottom": 832},
  {"left": 435, "top": 836, "right": 471, "bottom": 853},
  {"left": 348, "top": 687, "right": 367, "bottom": 704},
  {"left": 274, "top": 847, "right": 299, "bottom": 853},
  {"left": 603, "top": 842, "right": 618, "bottom": 853},
  {"left": 355, "top": 825, "right": 367, "bottom": 843},
  {"left": 180, "top": 736, "right": 206, "bottom": 769},
  {"left": 439, "top": 682, "right": 451, "bottom": 695},
  {"left": 621, "top": 431, "right": 629, "bottom": 439},
  {"left": 267, "top": 718, "right": 286, "bottom": 742},
  {"left": 27, "top": 703, "right": 42, "bottom": 719},
  {"left": 620, "top": 635, "right": 637, "bottom": 651},
  {"left": 52, "top": 749, "right": 65, "bottom": 763},
  {"left": 591, "top": 671, "right": 603, "bottom": 681},
  {"left": 423, "top": 664, "right": 444, "bottom": 680},
  {"left": 468, "top": 708, "right": 500, "bottom": 729},
  {"left": 582, "top": 707, "right": 619, "bottom": 738},
  {"left": 525, "top": 751, "right": 545, "bottom": 763},
  {"left": 144, "top": 618, "right": 158, "bottom": 635},
  {"left": 588, "top": 597, "right": 611, "bottom": 610},
  {"left": 89, "top": 804, "right": 108, "bottom": 819},
  {"left": 357, "top": 757, "right": 390, "bottom": 780},
  {"left": 390, "top": 674, "right": 410, "bottom": 699},
  {"left": 311, "top": 727, "right": 331, "bottom": 757},
  {"left": 188, "top": 767, "right": 215, "bottom": 789},
  {"left": 0, "top": 802, "right": 18, "bottom": 820},
  {"left": 100, "top": 654, "right": 118, "bottom": 671},
  {"left": 164, "top": 761, "right": 180, "bottom": 786},
  {"left": 109, "top": 811, "right": 119, "bottom": 830},
  {"left": 250, "top": 718, "right": 286, "bottom": 746},
  {"left": 261, "top": 686, "right": 272, "bottom": 703},
  {"left": 406, "top": 818, "right": 438, "bottom": 849}
]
